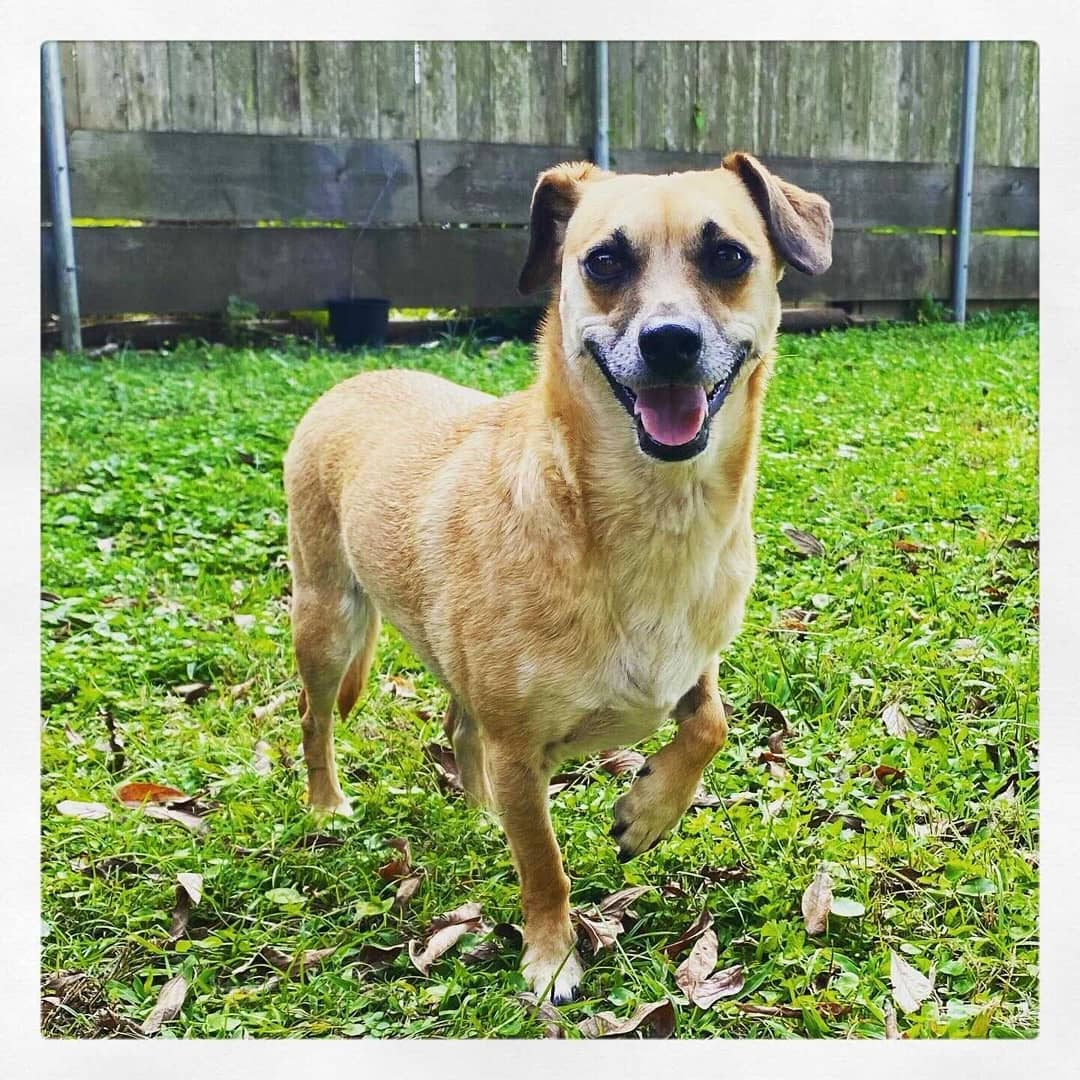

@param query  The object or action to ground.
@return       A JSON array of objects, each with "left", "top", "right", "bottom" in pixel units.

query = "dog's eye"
[
  {"left": 707, "top": 243, "right": 752, "bottom": 279},
  {"left": 583, "top": 248, "right": 626, "bottom": 284}
]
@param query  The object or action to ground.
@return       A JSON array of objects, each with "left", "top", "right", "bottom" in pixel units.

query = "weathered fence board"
[
  {"left": 44, "top": 225, "right": 1037, "bottom": 315},
  {"left": 168, "top": 42, "right": 215, "bottom": 132},
  {"left": 212, "top": 42, "right": 258, "bottom": 134},
  {"left": 59, "top": 40, "right": 1039, "bottom": 167},
  {"left": 66, "top": 132, "right": 419, "bottom": 224}
]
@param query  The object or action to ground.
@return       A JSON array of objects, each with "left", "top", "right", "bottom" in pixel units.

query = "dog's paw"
[
  {"left": 522, "top": 940, "right": 584, "bottom": 1005},
  {"left": 306, "top": 790, "right": 354, "bottom": 819},
  {"left": 610, "top": 758, "right": 694, "bottom": 861}
]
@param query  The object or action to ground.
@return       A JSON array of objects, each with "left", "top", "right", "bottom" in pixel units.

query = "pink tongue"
[{"left": 633, "top": 385, "right": 708, "bottom": 446}]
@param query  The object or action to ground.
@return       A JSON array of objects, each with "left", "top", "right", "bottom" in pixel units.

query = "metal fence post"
[
  {"left": 952, "top": 41, "right": 980, "bottom": 325},
  {"left": 594, "top": 41, "right": 610, "bottom": 170},
  {"left": 42, "top": 41, "right": 82, "bottom": 352}
]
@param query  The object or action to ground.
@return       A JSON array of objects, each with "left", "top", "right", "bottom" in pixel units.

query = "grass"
[{"left": 40, "top": 312, "right": 1039, "bottom": 1039}]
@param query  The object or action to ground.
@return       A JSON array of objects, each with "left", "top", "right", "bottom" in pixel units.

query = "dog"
[{"left": 283, "top": 153, "right": 832, "bottom": 1003}]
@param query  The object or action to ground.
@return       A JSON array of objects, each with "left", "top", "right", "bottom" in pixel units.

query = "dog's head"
[{"left": 518, "top": 155, "right": 833, "bottom": 463}]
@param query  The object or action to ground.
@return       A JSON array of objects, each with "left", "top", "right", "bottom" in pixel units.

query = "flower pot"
[{"left": 326, "top": 297, "right": 391, "bottom": 349}]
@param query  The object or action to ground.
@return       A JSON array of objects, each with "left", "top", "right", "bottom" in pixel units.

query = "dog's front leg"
[
  {"left": 488, "top": 749, "right": 583, "bottom": 1003},
  {"left": 611, "top": 659, "right": 729, "bottom": 861}
]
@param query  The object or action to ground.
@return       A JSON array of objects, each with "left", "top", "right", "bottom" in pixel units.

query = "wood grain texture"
[
  {"left": 299, "top": 42, "right": 341, "bottom": 137},
  {"left": 67, "top": 131, "right": 418, "bottom": 224},
  {"left": 122, "top": 42, "right": 170, "bottom": 131},
  {"left": 46, "top": 225, "right": 1037, "bottom": 315},
  {"left": 255, "top": 41, "right": 301, "bottom": 135},
  {"left": 57, "top": 41, "right": 80, "bottom": 131},
  {"left": 491, "top": 41, "right": 530, "bottom": 142},
  {"left": 528, "top": 41, "right": 566, "bottom": 145},
  {"left": 418, "top": 41, "right": 458, "bottom": 140},
  {"left": 454, "top": 42, "right": 492, "bottom": 142},
  {"left": 212, "top": 42, "right": 258, "bottom": 134},
  {"left": 564, "top": 40, "right": 593, "bottom": 149},
  {"left": 168, "top": 42, "right": 215, "bottom": 132},
  {"left": 607, "top": 41, "right": 635, "bottom": 150},
  {"left": 338, "top": 42, "right": 380, "bottom": 139},
  {"left": 74, "top": 42, "right": 128, "bottom": 130},
  {"left": 376, "top": 42, "right": 417, "bottom": 138}
]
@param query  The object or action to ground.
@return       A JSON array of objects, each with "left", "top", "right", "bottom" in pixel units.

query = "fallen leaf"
[
  {"left": 746, "top": 700, "right": 788, "bottom": 727},
  {"left": 802, "top": 868, "right": 833, "bottom": 935},
  {"left": 690, "top": 784, "right": 722, "bottom": 808},
  {"left": 873, "top": 764, "right": 906, "bottom": 787},
  {"left": 893, "top": 539, "right": 925, "bottom": 553},
  {"left": 253, "top": 691, "right": 290, "bottom": 722},
  {"left": 828, "top": 896, "right": 865, "bottom": 918},
  {"left": 699, "top": 864, "right": 751, "bottom": 885},
  {"left": 408, "top": 902, "right": 484, "bottom": 974},
  {"left": 661, "top": 907, "right": 714, "bottom": 959},
  {"left": 228, "top": 678, "right": 255, "bottom": 700},
  {"left": 173, "top": 682, "right": 212, "bottom": 705},
  {"left": 377, "top": 837, "right": 413, "bottom": 881},
  {"left": 96, "top": 537, "right": 114, "bottom": 555},
  {"left": 578, "top": 1000, "right": 676, "bottom": 1038},
  {"left": 355, "top": 942, "right": 405, "bottom": 967},
  {"left": 116, "top": 782, "right": 190, "bottom": 808},
  {"left": 689, "top": 964, "right": 745, "bottom": 1008},
  {"left": 167, "top": 871, "right": 204, "bottom": 940},
  {"left": 782, "top": 525, "right": 826, "bottom": 558},
  {"left": 1004, "top": 535, "right": 1038, "bottom": 552},
  {"left": 571, "top": 909, "right": 625, "bottom": 954},
  {"left": 882, "top": 702, "right": 918, "bottom": 737},
  {"left": 57, "top": 800, "right": 111, "bottom": 820},
  {"left": 139, "top": 804, "right": 210, "bottom": 835},
  {"left": 884, "top": 1002, "right": 901, "bottom": 1039},
  {"left": 889, "top": 950, "right": 934, "bottom": 1014},
  {"left": 263, "top": 945, "right": 336, "bottom": 975},
  {"left": 424, "top": 742, "right": 463, "bottom": 792},
  {"left": 767, "top": 729, "right": 788, "bottom": 756},
  {"left": 675, "top": 928, "right": 716, "bottom": 998},
  {"left": 140, "top": 974, "right": 188, "bottom": 1035},
  {"left": 516, "top": 991, "right": 565, "bottom": 1038},
  {"left": 251, "top": 740, "right": 273, "bottom": 776},
  {"left": 381, "top": 674, "right": 417, "bottom": 699},
  {"left": 233, "top": 613, "right": 256, "bottom": 630},
  {"left": 598, "top": 748, "right": 647, "bottom": 776},
  {"left": 294, "top": 833, "right": 345, "bottom": 851},
  {"left": 596, "top": 885, "right": 652, "bottom": 921},
  {"left": 393, "top": 872, "right": 424, "bottom": 912}
]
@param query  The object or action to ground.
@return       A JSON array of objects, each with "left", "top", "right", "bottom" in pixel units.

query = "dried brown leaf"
[
  {"left": 173, "top": 682, "right": 212, "bottom": 705},
  {"left": 169, "top": 872, "right": 204, "bottom": 941},
  {"left": 675, "top": 928, "right": 717, "bottom": 998},
  {"left": 882, "top": 702, "right": 918, "bottom": 737},
  {"left": 263, "top": 945, "right": 336, "bottom": 975},
  {"left": 884, "top": 1002, "right": 900, "bottom": 1039},
  {"left": 661, "top": 907, "right": 714, "bottom": 959},
  {"left": 571, "top": 909, "right": 626, "bottom": 955},
  {"left": 57, "top": 800, "right": 111, "bottom": 820},
  {"left": 746, "top": 700, "right": 788, "bottom": 727},
  {"left": 690, "top": 785, "right": 722, "bottom": 808},
  {"left": 253, "top": 691, "right": 290, "bottom": 722},
  {"left": 889, "top": 951, "right": 934, "bottom": 1014},
  {"left": 597, "top": 885, "right": 652, "bottom": 920},
  {"left": 355, "top": 942, "right": 405, "bottom": 967},
  {"left": 690, "top": 964, "right": 745, "bottom": 1008},
  {"left": 228, "top": 678, "right": 256, "bottom": 700},
  {"left": 139, "top": 804, "right": 210, "bottom": 835},
  {"left": 251, "top": 740, "right": 273, "bottom": 776},
  {"left": 393, "top": 872, "right": 424, "bottom": 912},
  {"left": 115, "top": 782, "right": 190, "bottom": 808},
  {"left": 699, "top": 864, "right": 752, "bottom": 885},
  {"left": 801, "top": 868, "right": 833, "bottom": 935},
  {"left": 377, "top": 837, "right": 413, "bottom": 881},
  {"left": 140, "top": 974, "right": 188, "bottom": 1035},
  {"left": 516, "top": 991, "right": 565, "bottom": 1038},
  {"left": 424, "top": 742, "right": 464, "bottom": 793},
  {"left": 782, "top": 525, "right": 826, "bottom": 558},
  {"left": 892, "top": 539, "right": 925, "bottom": 553},
  {"left": 408, "top": 902, "right": 484, "bottom": 974},
  {"left": 598, "top": 748, "right": 647, "bottom": 776},
  {"left": 577, "top": 1000, "right": 676, "bottom": 1039}
]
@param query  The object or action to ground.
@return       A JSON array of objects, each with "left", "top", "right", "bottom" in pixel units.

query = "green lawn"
[{"left": 40, "top": 312, "right": 1039, "bottom": 1039}]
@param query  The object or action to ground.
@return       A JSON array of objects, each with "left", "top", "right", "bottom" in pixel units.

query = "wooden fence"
[{"left": 42, "top": 41, "right": 1039, "bottom": 318}]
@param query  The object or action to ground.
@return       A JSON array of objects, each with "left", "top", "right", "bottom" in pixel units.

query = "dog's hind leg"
[
  {"left": 444, "top": 699, "right": 494, "bottom": 808},
  {"left": 292, "top": 581, "right": 378, "bottom": 817},
  {"left": 610, "top": 657, "right": 729, "bottom": 860}
]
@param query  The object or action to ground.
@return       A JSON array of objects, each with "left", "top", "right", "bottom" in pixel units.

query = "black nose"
[{"left": 638, "top": 316, "right": 703, "bottom": 377}]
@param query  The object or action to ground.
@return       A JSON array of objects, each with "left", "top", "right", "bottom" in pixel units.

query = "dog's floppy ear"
[
  {"left": 722, "top": 152, "right": 833, "bottom": 276},
  {"left": 518, "top": 161, "right": 608, "bottom": 295}
]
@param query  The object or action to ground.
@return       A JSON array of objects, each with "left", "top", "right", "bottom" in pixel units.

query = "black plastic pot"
[{"left": 326, "top": 297, "right": 391, "bottom": 349}]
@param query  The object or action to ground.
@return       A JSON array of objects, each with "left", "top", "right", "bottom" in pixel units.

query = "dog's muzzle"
[{"left": 585, "top": 334, "right": 752, "bottom": 463}]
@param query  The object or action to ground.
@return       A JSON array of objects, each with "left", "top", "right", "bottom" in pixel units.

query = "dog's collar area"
[{"left": 584, "top": 340, "right": 751, "bottom": 462}]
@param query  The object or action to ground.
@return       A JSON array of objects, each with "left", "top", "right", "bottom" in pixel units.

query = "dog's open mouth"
[{"left": 588, "top": 345, "right": 746, "bottom": 462}]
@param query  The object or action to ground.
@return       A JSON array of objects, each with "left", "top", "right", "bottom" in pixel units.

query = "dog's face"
[{"left": 519, "top": 155, "right": 833, "bottom": 463}]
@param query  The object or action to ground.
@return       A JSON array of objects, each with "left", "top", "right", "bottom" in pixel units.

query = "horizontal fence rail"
[{"left": 42, "top": 135, "right": 1038, "bottom": 316}]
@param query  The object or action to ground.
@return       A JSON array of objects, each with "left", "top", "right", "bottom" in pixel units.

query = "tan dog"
[{"left": 284, "top": 154, "right": 832, "bottom": 1002}]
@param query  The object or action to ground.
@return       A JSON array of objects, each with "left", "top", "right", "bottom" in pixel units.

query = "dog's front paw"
[
  {"left": 521, "top": 938, "right": 584, "bottom": 1005},
  {"left": 610, "top": 756, "right": 695, "bottom": 861},
  {"left": 306, "top": 787, "right": 354, "bottom": 819}
]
